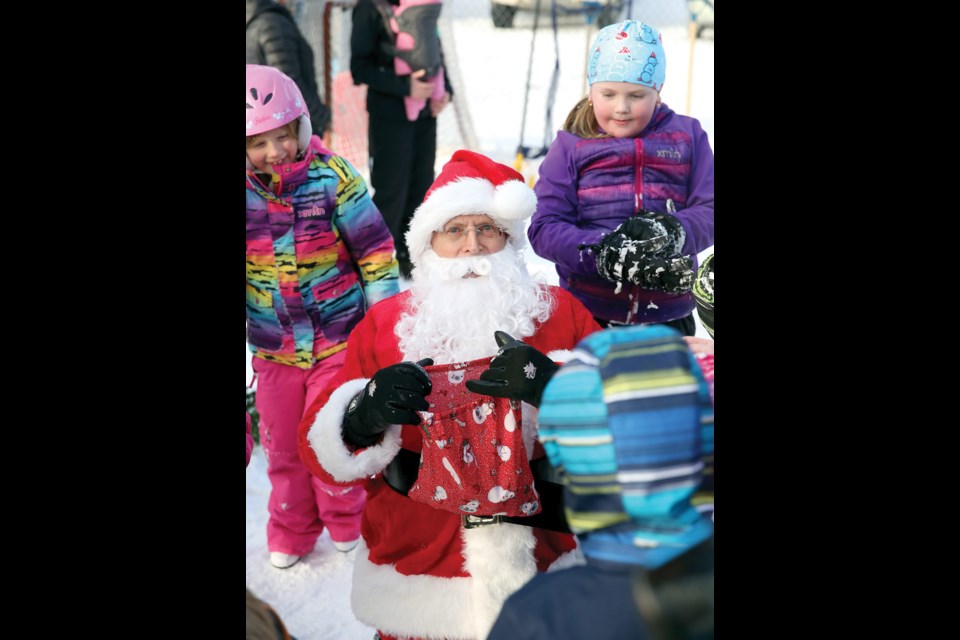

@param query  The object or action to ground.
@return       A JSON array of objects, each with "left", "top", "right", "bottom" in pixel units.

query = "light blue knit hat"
[
  {"left": 538, "top": 325, "right": 713, "bottom": 568},
  {"left": 586, "top": 20, "right": 667, "bottom": 92}
]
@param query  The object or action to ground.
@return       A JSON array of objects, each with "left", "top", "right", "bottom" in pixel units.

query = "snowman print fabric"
[{"left": 406, "top": 359, "right": 542, "bottom": 519}]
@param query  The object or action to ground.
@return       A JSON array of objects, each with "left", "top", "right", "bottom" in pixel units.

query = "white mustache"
[{"left": 419, "top": 252, "right": 493, "bottom": 282}]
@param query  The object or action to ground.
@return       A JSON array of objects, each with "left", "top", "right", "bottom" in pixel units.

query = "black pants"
[
  {"left": 595, "top": 313, "right": 697, "bottom": 337},
  {"left": 368, "top": 113, "right": 437, "bottom": 278}
]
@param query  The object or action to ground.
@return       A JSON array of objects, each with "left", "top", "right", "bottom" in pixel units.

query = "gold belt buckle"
[{"left": 462, "top": 514, "right": 502, "bottom": 529}]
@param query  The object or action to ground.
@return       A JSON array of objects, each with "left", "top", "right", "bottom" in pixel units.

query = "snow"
[
  {"left": 246, "top": 445, "right": 375, "bottom": 639},
  {"left": 247, "top": 5, "right": 713, "bottom": 637}
]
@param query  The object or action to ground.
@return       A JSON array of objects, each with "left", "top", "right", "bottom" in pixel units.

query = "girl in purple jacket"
[{"left": 528, "top": 20, "right": 714, "bottom": 334}]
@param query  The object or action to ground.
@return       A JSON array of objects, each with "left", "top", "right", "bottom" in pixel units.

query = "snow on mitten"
[
  {"left": 587, "top": 221, "right": 668, "bottom": 287},
  {"left": 633, "top": 208, "right": 686, "bottom": 257},
  {"left": 636, "top": 254, "right": 696, "bottom": 294}
]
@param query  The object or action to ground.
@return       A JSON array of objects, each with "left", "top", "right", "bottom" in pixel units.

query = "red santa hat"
[{"left": 405, "top": 150, "right": 537, "bottom": 269}]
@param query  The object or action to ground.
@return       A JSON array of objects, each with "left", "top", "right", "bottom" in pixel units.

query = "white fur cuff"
[{"left": 305, "top": 378, "right": 404, "bottom": 482}]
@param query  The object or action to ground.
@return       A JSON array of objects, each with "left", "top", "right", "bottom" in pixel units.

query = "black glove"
[
  {"left": 631, "top": 209, "right": 686, "bottom": 257},
  {"left": 618, "top": 214, "right": 670, "bottom": 247},
  {"left": 465, "top": 332, "right": 559, "bottom": 408},
  {"left": 637, "top": 254, "right": 696, "bottom": 294},
  {"left": 591, "top": 226, "right": 667, "bottom": 282},
  {"left": 342, "top": 358, "right": 434, "bottom": 447},
  {"left": 588, "top": 210, "right": 675, "bottom": 283},
  {"left": 584, "top": 209, "right": 693, "bottom": 293}
]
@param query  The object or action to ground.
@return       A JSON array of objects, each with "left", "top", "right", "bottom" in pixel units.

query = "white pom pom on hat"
[{"left": 404, "top": 150, "right": 537, "bottom": 269}]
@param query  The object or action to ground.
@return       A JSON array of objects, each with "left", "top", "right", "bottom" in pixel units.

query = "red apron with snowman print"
[{"left": 406, "top": 359, "right": 542, "bottom": 519}]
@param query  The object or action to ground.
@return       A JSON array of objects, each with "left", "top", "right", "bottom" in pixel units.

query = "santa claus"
[{"left": 297, "top": 150, "right": 600, "bottom": 640}]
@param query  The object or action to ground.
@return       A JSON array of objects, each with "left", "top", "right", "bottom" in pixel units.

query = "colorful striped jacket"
[
  {"left": 246, "top": 136, "right": 399, "bottom": 368},
  {"left": 529, "top": 104, "right": 714, "bottom": 324}
]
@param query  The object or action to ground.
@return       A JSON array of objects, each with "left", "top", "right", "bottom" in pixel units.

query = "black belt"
[{"left": 382, "top": 448, "right": 571, "bottom": 534}]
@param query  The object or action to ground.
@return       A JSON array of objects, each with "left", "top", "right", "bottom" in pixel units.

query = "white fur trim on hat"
[
  {"left": 305, "top": 379, "right": 404, "bottom": 482},
  {"left": 405, "top": 176, "right": 537, "bottom": 269}
]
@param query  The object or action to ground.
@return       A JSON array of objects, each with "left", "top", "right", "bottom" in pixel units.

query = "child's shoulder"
[
  {"left": 304, "top": 136, "right": 357, "bottom": 171},
  {"left": 544, "top": 130, "right": 585, "bottom": 160},
  {"left": 554, "top": 129, "right": 591, "bottom": 147},
  {"left": 655, "top": 107, "right": 705, "bottom": 133},
  {"left": 308, "top": 146, "right": 363, "bottom": 181}
]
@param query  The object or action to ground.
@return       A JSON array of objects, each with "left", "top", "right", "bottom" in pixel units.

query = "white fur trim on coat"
[
  {"left": 305, "top": 379, "right": 403, "bottom": 482},
  {"left": 405, "top": 177, "right": 537, "bottom": 268},
  {"left": 350, "top": 524, "right": 538, "bottom": 640},
  {"left": 462, "top": 522, "right": 538, "bottom": 640},
  {"left": 547, "top": 544, "right": 586, "bottom": 572},
  {"left": 546, "top": 349, "right": 575, "bottom": 364}
]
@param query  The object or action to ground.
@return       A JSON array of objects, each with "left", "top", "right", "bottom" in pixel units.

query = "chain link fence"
[{"left": 285, "top": 0, "right": 713, "bottom": 181}]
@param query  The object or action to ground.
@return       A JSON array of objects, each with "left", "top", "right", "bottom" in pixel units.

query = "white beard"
[{"left": 396, "top": 245, "right": 555, "bottom": 363}]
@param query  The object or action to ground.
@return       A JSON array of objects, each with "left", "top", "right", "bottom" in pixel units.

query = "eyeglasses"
[{"left": 434, "top": 223, "right": 505, "bottom": 243}]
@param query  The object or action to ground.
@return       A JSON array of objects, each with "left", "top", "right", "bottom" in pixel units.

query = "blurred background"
[{"left": 285, "top": 0, "right": 713, "bottom": 181}]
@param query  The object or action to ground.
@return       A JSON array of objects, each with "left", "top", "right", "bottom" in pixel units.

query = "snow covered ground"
[
  {"left": 246, "top": 447, "right": 375, "bottom": 639},
  {"left": 246, "top": 4, "right": 713, "bottom": 637}
]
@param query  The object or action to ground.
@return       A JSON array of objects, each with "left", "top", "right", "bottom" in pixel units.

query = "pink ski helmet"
[{"left": 245, "top": 65, "right": 312, "bottom": 166}]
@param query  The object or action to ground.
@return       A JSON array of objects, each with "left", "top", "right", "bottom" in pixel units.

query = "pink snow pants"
[{"left": 252, "top": 352, "right": 365, "bottom": 555}]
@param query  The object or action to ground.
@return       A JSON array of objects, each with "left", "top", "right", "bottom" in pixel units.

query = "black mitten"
[
  {"left": 637, "top": 255, "right": 696, "bottom": 294},
  {"left": 342, "top": 358, "right": 434, "bottom": 447},
  {"left": 591, "top": 231, "right": 630, "bottom": 283},
  {"left": 581, "top": 208, "right": 693, "bottom": 293},
  {"left": 618, "top": 214, "right": 672, "bottom": 247},
  {"left": 465, "top": 331, "right": 559, "bottom": 408},
  {"left": 633, "top": 209, "right": 686, "bottom": 256},
  {"left": 585, "top": 211, "right": 676, "bottom": 284}
]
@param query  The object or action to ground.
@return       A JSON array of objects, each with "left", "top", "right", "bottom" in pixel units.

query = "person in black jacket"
[
  {"left": 246, "top": 0, "right": 332, "bottom": 136},
  {"left": 351, "top": 0, "right": 453, "bottom": 279}
]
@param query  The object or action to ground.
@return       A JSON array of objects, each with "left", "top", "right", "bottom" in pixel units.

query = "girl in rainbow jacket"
[
  {"left": 529, "top": 20, "right": 714, "bottom": 336},
  {"left": 246, "top": 64, "right": 399, "bottom": 568}
]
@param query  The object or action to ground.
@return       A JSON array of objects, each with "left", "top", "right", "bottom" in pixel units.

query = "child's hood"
[{"left": 537, "top": 324, "right": 713, "bottom": 569}]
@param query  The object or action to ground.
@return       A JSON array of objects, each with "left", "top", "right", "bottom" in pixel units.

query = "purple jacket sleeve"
[
  {"left": 676, "top": 120, "right": 714, "bottom": 256},
  {"left": 529, "top": 133, "right": 608, "bottom": 277}
]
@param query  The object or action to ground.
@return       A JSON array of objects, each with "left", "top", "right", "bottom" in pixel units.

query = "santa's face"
[
  {"left": 395, "top": 243, "right": 553, "bottom": 363},
  {"left": 430, "top": 214, "right": 508, "bottom": 260}
]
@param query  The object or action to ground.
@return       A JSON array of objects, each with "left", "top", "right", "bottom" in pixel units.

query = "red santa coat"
[{"left": 298, "top": 286, "right": 600, "bottom": 640}]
